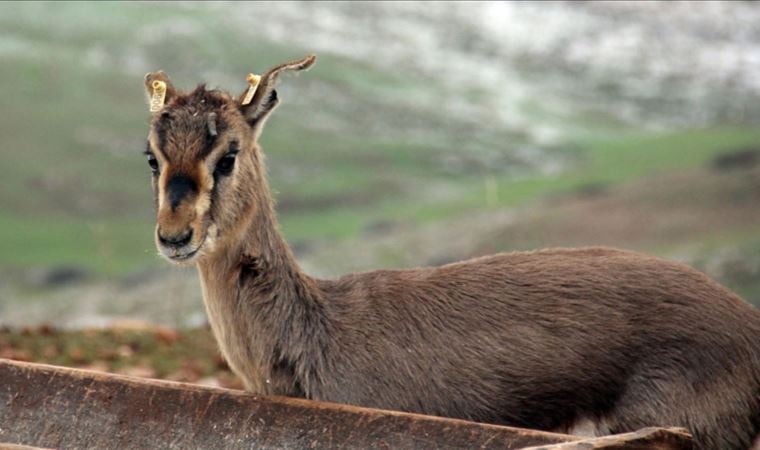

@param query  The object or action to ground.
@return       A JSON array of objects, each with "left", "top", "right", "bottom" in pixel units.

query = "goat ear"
[
  {"left": 144, "top": 71, "right": 177, "bottom": 114},
  {"left": 239, "top": 55, "right": 316, "bottom": 135}
]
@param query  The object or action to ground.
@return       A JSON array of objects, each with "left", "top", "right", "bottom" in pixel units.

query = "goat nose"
[
  {"left": 166, "top": 175, "right": 198, "bottom": 211},
  {"left": 158, "top": 229, "right": 193, "bottom": 249}
]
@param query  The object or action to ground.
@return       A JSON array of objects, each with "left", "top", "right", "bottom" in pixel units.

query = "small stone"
[{"left": 116, "top": 366, "right": 156, "bottom": 379}]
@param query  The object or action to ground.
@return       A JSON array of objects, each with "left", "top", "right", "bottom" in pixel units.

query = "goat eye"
[
  {"left": 214, "top": 151, "right": 237, "bottom": 177},
  {"left": 147, "top": 154, "right": 159, "bottom": 175}
]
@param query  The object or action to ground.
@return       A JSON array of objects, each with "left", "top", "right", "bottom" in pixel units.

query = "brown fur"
[{"left": 142, "top": 55, "right": 760, "bottom": 449}]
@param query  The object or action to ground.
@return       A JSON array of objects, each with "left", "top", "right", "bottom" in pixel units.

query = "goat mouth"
[
  {"left": 169, "top": 247, "right": 199, "bottom": 261},
  {"left": 161, "top": 234, "right": 207, "bottom": 264}
]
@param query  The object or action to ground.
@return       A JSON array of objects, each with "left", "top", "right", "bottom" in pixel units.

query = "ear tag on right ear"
[
  {"left": 150, "top": 80, "right": 167, "bottom": 112},
  {"left": 241, "top": 73, "right": 261, "bottom": 106}
]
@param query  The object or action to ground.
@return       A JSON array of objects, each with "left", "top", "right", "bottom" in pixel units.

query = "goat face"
[
  {"left": 142, "top": 56, "right": 315, "bottom": 265},
  {"left": 144, "top": 89, "right": 251, "bottom": 264}
]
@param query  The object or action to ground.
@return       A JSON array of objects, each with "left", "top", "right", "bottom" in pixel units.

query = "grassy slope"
[
  {"left": 1, "top": 2, "right": 759, "bottom": 279},
  {"left": 279, "top": 127, "right": 760, "bottom": 240}
]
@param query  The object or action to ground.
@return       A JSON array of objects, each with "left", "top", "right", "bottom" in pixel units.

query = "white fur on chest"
[{"left": 557, "top": 416, "right": 609, "bottom": 438}]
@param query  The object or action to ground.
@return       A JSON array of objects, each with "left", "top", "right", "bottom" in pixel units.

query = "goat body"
[
  {"left": 143, "top": 55, "right": 760, "bottom": 449},
  {"left": 198, "top": 246, "right": 760, "bottom": 450}
]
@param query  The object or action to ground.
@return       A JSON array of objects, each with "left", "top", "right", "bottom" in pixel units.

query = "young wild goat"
[{"left": 142, "top": 55, "right": 760, "bottom": 449}]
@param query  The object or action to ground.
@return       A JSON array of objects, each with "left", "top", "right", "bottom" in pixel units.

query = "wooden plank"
[
  {"left": 521, "top": 427, "right": 694, "bottom": 450},
  {"left": 0, "top": 358, "right": 576, "bottom": 450},
  {"left": 0, "top": 444, "right": 54, "bottom": 450}
]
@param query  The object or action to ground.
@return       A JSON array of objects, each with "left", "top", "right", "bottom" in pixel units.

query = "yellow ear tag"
[
  {"left": 241, "top": 73, "right": 261, "bottom": 106},
  {"left": 150, "top": 80, "right": 167, "bottom": 112}
]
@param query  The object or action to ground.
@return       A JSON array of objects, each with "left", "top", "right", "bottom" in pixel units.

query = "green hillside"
[{"left": 1, "top": 2, "right": 759, "bottom": 309}]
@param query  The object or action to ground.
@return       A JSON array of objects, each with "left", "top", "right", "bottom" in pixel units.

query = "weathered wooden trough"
[{"left": 0, "top": 358, "right": 692, "bottom": 449}]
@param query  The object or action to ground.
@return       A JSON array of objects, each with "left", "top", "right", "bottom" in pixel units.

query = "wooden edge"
[
  {"left": 0, "top": 444, "right": 55, "bottom": 450},
  {"left": 0, "top": 358, "right": 578, "bottom": 450},
  {"left": 0, "top": 358, "right": 575, "bottom": 440},
  {"left": 520, "top": 426, "right": 694, "bottom": 450}
]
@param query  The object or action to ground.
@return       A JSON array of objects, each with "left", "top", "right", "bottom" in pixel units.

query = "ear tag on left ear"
[
  {"left": 241, "top": 73, "right": 261, "bottom": 106},
  {"left": 150, "top": 80, "right": 167, "bottom": 112}
]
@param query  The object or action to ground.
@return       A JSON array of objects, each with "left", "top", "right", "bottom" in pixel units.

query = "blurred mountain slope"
[{"left": 1, "top": 1, "right": 759, "bottom": 325}]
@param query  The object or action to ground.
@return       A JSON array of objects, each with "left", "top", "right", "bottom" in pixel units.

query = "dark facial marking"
[
  {"left": 153, "top": 111, "right": 176, "bottom": 157},
  {"left": 200, "top": 113, "right": 227, "bottom": 158},
  {"left": 166, "top": 174, "right": 198, "bottom": 211}
]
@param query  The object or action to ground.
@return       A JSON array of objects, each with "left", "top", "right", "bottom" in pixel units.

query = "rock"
[
  {"left": 115, "top": 365, "right": 156, "bottom": 379},
  {"left": 711, "top": 148, "right": 760, "bottom": 171},
  {"left": 23, "top": 266, "right": 89, "bottom": 289}
]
